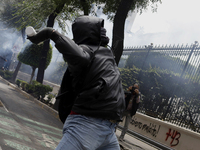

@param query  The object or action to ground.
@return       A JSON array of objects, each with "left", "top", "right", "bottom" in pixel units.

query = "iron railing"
[{"left": 122, "top": 41, "right": 200, "bottom": 133}]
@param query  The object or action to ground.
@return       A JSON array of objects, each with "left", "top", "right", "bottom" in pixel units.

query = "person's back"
[{"left": 27, "top": 15, "right": 125, "bottom": 150}]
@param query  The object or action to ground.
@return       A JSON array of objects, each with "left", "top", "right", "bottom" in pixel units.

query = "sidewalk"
[
  {"left": 0, "top": 76, "right": 60, "bottom": 120},
  {"left": 0, "top": 77, "right": 63, "bottom": 150}
]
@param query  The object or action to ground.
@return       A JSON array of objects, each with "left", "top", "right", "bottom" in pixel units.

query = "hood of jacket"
[{"left": 72, "top": 15, "right": 104, "bottom": 45}]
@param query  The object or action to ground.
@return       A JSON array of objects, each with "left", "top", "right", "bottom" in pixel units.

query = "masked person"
[
  {"left": 118, "top": 83, "right": 141, "bottom": 141},
  {"left": 27, "top": 15, "right": 125, "bottom": 150}
]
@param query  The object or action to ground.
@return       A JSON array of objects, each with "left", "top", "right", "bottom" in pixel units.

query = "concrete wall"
[{"left": 119, "top": 112, "right": 200, "bottom": 150}]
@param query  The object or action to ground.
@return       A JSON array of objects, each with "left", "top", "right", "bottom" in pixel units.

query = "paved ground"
[
  {"left": 0, "top": 77, "right": 63, "bottom": 150},
  {"left": 0, "top": 107, "right": 62, "bottom": 150},
  {"left": 0, "top": 77, "right": 158, "bottom": 150}
]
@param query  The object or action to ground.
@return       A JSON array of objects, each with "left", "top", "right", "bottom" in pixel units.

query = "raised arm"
[{"left": 27, "top": 27, "right": 91, "bottom": 72}]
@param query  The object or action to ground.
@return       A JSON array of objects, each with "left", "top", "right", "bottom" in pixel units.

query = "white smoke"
[
  {"left": 125, "top": 11, "right": 137, "bottom": 33},
  {"left": 125, "top": 0, "right": 200, "bottom": 47}
]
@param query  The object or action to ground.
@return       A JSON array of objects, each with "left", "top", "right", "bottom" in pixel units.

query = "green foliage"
[
  {"left": 25, "top": 84, "right": 35, "bottom": 93},
  {"left": 18, "top": 42, "right": 52, "bottom": 70},
  {"left": 15, "top": 79, "right": 53, "bottom": 100},
  {"left": 5, "top": 0, "right": 162, "bottom": 31},
  {"left": 120, "top": 63, "right": 200, "bottom": 120},
  {"left": 119, "top": 67, "right": 139, "bottom": 90},
  {"left": 13, "top": 0, "right": 56, "bottom": 30},
  {"left": 101, "top": 0, "right": 162, "bottom": 20},
  {"left": 21, "top": 81, "right": 28, "bottom": 90},
  {"left": 35, "top": 84, "right": 53, "bottom": 99},
  {"left": 16, "top": 79, "right": 29, "bottom": 90},
  {"left": 16, "top": 79, "right": 21, "bottom": 87},
  {"left": 125, "top": 51, "right": 195, "bottom": 75},
  {"left": 45, "top": 93, "right": 56, "bottom": 104},
  {"left": 0, "top": 0, "right": 23, "bottom": 29},
  {"left": 47, "top": 93, "right": 55, "bottom": 101},
  {"left": 31, "top": 80, "right": 53, "bottom": 99},
  {"left": 0, "top": 70, "right": 4, "bottom": 76},
  {"left": 31, "top": 80, "right": 38, "bottom": 85},
  {"left": 12, "top": 0, "right": 80, "bottom": 31},
  {"left": 0, "top": 70, "right": 13, "bottom": 80}
]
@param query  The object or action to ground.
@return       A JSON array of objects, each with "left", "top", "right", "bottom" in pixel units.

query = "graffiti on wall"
[
  {"left": 130, "top": 117, "right": 160, "bottom": 137},
  {"left": 165, "top": 128, "right": 181, "bottom": 147}
]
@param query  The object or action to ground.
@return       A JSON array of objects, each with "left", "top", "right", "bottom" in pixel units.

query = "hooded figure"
[{"left": 27, "top": 15, "right": 125, "bottom": 150}]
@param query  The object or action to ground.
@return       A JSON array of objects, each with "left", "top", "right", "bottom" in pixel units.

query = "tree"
[
  {"left": 0, "top": 0, "right": 23, "bottom": 29},
  {"left": 1, "top": 0, "right": 70, "bottom": 83},
  {"left": 0, "top": 0, "right": 45, "bottom": 83},
  {"left": 101, "top": 0, "right": 162, "bottom": 64},
  {"left": 14, "top": 0, "right": 103, "bottom": 83},
  {"left": 37, "top": 3, "right": 65, "bottom": 83},
  {"left": 13, "top": 0, "right": 162, "bottom": 83},
  {"left": 18, "top": 42, "right": 52, "bottom": 84},
  {"left": 14, "top": 0, "right": 82, "bottom": 83}
]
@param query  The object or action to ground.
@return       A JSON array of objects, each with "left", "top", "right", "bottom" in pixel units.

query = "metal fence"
[{"left": 122, "top": 41, "right": 200, "bottom": 133}]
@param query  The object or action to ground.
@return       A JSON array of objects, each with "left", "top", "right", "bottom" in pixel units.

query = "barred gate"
[{"left": 122, "top": 41, "right": 200, "bottom": 133}]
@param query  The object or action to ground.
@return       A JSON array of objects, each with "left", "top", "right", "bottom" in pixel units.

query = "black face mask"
[{"left": 101, "top": 27, "right": 109, "bottom": 46}]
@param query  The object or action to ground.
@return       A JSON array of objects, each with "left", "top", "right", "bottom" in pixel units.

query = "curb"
[{"left": 0, "top": 76, "right": 60, "bottom": 121}]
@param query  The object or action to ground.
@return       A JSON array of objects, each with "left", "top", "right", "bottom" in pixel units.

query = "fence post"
[
  {"left": 138, "top": 43, "right": 153, "bottom": 80},
  {"left": 163, "top": 41, "right": 198, "bottom": 119}
]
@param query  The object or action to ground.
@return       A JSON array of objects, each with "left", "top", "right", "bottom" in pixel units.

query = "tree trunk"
[
  {"left": 36, "top": 39, "right": 50, "bottom": 84},
  {"left": 29, "top": 66, "right": 36, "bottom": 84},
  {"left": 10, "top": 27, "right": 26, "bottom": 83},
  {"left": 36, "top": 3, "right": 65, "bottom": 84},
  {"left": 80, "top": 0, "right": 90, "bottom": 15},
  {"left": 112, "top": 0, "right": 135, "bottom": 65}
]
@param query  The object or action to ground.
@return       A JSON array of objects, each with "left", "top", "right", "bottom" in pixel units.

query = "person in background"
[
  {"left": 27, "top": 15, "right": 125, "bottom": 150},
  {"left": 119, "top": 83, "right": 141, "bottom": 141}
]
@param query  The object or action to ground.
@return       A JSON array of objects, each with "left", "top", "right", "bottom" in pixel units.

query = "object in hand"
[
  {"left": 26, "top": 27, "right": 54, "bottom": 44},
  {"left": 26, "top": 26, "right": 37, "bottom": 37}
]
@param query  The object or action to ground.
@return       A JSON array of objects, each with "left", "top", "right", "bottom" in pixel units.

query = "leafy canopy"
[
  {"left": 7, "top": 0, "right": 162, "bottom": 31},
  {"left": 99, "top": 0, "right": 162, "bottom": 20},
  {"left": 18, "top": 42, "right": 52, "bottom": 69},
  {"left": 13, "top": 0, "right": 83, "bottom": 31}
]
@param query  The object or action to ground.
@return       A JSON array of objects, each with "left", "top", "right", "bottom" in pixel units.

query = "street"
[{"left": 0, "top": 77, "right": 63, "bottom": 150}]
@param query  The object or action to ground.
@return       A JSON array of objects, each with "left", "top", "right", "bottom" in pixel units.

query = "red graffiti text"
[{"left": 165, "top": 128, "right": 181, "bottom": 147}]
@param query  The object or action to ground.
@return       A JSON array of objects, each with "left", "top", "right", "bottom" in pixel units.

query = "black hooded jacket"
[{"left": 53, "top": 16, "right": 125, "bottom": 123}]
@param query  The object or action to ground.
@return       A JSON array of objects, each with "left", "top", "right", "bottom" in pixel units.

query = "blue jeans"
[{"left": 56, "top": 115, "right": 120, "bottom": 150}]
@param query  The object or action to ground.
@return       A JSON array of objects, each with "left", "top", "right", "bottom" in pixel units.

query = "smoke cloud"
[{"left": 126, "top": 0, "right": 200, "bottom": 47}]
